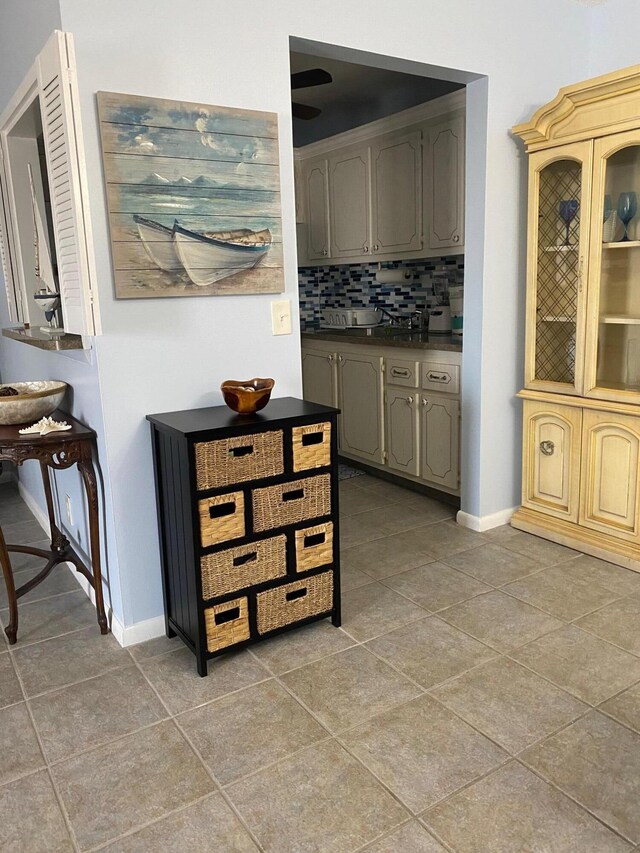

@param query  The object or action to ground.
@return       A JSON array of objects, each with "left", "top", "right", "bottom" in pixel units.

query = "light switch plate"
[{"left": 271, "top": 299, "right": 292, "bottom": 335}]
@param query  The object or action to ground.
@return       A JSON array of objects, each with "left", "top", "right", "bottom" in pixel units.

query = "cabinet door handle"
[
  {"left": 338, "top": 355, "right": 344, "bottom": 362},
  {"left": 422, "top": 398, "right": 429, "bottom": 406},
  {"left": 373, "top": 243, "right": 379, "bottom": 252},
  {"left": 540, "top": 440, "right": 555, "bottom": 456},
  {"left": 406, "top": 396, "right": 414, "bottom": 405},
  {"left": 391, "top": 367, "right": 410, "bottom": 378},
  {"left": 453, "top": 234, "right": 460, "bottom": 243},
  {"left": 322, "top": 249, "right": 328, "bottom": 255},
  {"left": 363, "top": 245, "right": 369, "bottom": 253},
  {"left": 327, "top": 355, "right": 334, "bottom": 362}
]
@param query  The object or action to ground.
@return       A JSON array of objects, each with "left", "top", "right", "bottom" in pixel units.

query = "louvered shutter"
[
  {"left": 0, "top": 140, "right": 23, "bottom": 323},
  {"left": 37, "top": 30, "right": 100, "bottom": 336}
]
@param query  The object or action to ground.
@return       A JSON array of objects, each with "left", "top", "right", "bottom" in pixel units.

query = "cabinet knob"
[
  {"left": 363, "top": 245, "right": 369, "bottom": 253},
  {"left": 327, "top": 355, "right": 334, "bottom": 362},
  {"left": 373, "top": 243, "right": 379, "bottom": 252},
  {"left": 322, "top": 249, "right": 328, "bottom": 256},
  {"left": 422, "top": 398, "right": 429, "bottom": 406},
  {"left": 338, "top": 355, "right": 344, "bottom": 362},
  {"left": 540, "top": 440, "right": 555, "bottom": 456},
  {"left": 453, "top": 234, "right": 460, "bottom": 243},
  {"left": 406, "top": 396, "right": 414, "bottom": 405}
]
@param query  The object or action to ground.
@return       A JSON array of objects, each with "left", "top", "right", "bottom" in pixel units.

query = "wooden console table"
[{"left": 0, "top": 410, "right": 108, "bottom": 644}]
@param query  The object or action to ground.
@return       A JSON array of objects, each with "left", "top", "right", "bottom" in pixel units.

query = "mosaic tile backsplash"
[{"left": 298, "top": 257, "right": 464, "bottom": 329}]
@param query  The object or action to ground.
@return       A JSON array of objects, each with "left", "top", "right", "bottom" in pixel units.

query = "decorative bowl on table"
[
  {"left": 0, "top": 381, "right": 67, "bottom": 425},
  {"left": 220, "top": 378, "right": 275, "bottom": 415}
]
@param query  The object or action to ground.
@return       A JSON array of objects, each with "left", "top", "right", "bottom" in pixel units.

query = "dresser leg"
[
  {"left": 0, "top": 527, "right": 17, "bottom": 645},
  {"left": 331, "top": 611, "right": 341, "bottom": 628},
  {"left": 196, "top": 653, "right": 208, "bottom": 677}
]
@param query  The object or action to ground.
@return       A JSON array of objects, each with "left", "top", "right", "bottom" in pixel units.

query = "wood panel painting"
[{"left": 96, "top": 92, "right": 284, "bottom": 298}]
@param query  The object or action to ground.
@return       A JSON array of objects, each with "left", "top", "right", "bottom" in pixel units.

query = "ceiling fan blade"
[
  {"left": 292, "top": 102, "right": 322, "bottom": 120},
  {"left": 291, "top": 68, "right": 333, "bottom": 90}
]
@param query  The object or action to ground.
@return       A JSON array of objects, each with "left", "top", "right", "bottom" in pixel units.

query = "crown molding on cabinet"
[{"left": 293, "top": 89, "right": 465, "bottom": 160}]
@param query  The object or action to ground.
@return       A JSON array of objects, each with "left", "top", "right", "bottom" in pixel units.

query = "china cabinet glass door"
[
  {"left": 525, "top": 143, "right": 592, "bottom": 394},
  {"left": 585, "top": 130, "right": 640, "bottom": 401}
]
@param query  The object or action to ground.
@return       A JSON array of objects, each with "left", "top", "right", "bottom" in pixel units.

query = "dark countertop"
[
  {"left": 2, "top": 326, "right": 84, "bottom": 351},
  {"left": 301, "top": 328, "right": 462, "bottom": 353}
]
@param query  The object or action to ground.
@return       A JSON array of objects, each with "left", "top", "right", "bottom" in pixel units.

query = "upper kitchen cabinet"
[
  {"left": 294, "top": 91, "right": 465, "bottom": 265},
  {"left": 426, "top": 114, "right": 465, "bottom": 252},
  {"left": 0, "top": 30, "right": 101, "bottom": 338}
]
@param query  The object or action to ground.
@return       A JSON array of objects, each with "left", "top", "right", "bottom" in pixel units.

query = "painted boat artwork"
[
  {"left": 134, "top": 214, "right": 273, "bottom": 286},
  {"left": 97, "top": 91, "right": 284, "bottom": 298}
]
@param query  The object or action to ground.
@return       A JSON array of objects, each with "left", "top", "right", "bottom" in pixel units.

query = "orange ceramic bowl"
[{"left": 220, "top": 378, "right": 275, "bottom": 415}]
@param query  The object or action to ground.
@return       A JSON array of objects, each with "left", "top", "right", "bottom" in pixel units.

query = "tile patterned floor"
[{"left": 1, "top": 477, "right": 640, "bottom": 851}]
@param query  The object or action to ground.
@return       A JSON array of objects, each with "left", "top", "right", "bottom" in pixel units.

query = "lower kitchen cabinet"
[
  {"left": 386, "top": 386, "right": 420, "bottom": 476},
  {"left": 337, "top": 351, "right": 384, "bottom": 463},
  {"left": 301, "top": 347, "right": 337, "bottom": 408},
  {"left": 421, "top": 395, "right": 460, "bottom": 490}
]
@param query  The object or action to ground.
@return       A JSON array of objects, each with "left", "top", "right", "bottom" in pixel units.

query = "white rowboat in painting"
[
  {"left": 173, "top": 223, "right": 272, "bottom": 286},
  {"left": 134, "top": 215, "right": 272, "bottom": 287}
]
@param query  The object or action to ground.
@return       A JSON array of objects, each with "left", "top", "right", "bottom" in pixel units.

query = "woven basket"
[
  {"left": 252, "top": 474, "right": 331, "bottom": 532},
  {"left": 201, "top": 534, "right": 286, "bottom": 599},
  {"left": 294, "top": 522, "right": 333, "bottom": 573},
  {"left": 204, "top": 596, "right": 250, "bottom": 652},
  {"left": 199, "top": 491, "right": 245, "bottom": 547},
  {"left": 195, "top": 430, "right": 284, "bottom": 490},
  {"left": 256, "top": 571, "right": 333, "bottom": 635},
  {"left": 292, "top": 422, "right": 331, "bottom": 472}
]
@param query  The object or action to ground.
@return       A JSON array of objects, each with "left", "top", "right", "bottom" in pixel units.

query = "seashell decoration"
[{"left": 19, "top": 416, "right": 73, "bottom": 436}]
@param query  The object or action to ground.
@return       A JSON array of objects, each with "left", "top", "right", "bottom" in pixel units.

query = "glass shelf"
[
  {"left": 602, "top": 240, "right": 640, "bottom": 249},
  {"left": 600, "top": 315, "right": 640, "bottom": 325}
]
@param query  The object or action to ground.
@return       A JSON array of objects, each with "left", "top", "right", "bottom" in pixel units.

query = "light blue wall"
[{"left": 2, "top": 0, "right": 599, "bottom": 634}]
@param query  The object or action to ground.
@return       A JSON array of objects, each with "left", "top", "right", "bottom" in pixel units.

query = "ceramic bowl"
[
  {"left": 221, "top": 378, "right": 275, "bottom": 415},
  {"left": 0, "top": 380, "right": 68, "bottom": 425}
]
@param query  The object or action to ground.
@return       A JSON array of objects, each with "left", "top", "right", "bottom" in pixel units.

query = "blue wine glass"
[
  {"left": 617, "top": 191, "right": 638, "bottom": 242},
  {"left": 559, "top": 199, "right": 579, "bottom": 246}
]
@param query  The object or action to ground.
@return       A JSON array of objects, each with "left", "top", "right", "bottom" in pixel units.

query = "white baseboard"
[{"left": 457, "top": 506, "right": 518, "bottom": 532}]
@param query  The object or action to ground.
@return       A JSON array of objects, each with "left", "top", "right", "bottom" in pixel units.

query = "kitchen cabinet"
[
  {"left": 370, "top": 130, "right": 422, "bottom": 255},
  {"left": 337, "top": 350, "right": 384, "bottom": 463},
  {"left": 421, "top": 395, "right": 460, "bottom": 490},
  {"left": 304, "top": 157, "right": 330, "bottom": 260},
  {"left": 301, "top": 338, "right": 461, "bottom": 495},
  {"left": 329, "top": 146, "right": 370, "bottom": 257},
  {"left": 512, "top": 63, "right": 640, "bottom": 572},
  {"left": 426, "top": 114, "right": 465, "bottom": 251}
]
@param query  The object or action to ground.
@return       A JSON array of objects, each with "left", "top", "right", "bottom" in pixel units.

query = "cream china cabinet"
[{"left": 512, "top": 64, "right": 640, "bottom": 571}]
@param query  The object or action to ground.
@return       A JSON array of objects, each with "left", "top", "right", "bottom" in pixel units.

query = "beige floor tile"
[
  {"left": 503, "top": 563, "right": 623, "bottom": 621},
  {"left": 1, "top": 538, "right": 51, "bottom": 572},
  {"left": 356, "top": 477, "right": 423, "bottom": 502},
  {"left": 0, "top": 770, "right": 74, "bottom": 852},
  {"left": 442, "top": 542, "right": 543, "bottom": 586},
  {"left": 439, "top": 590, "right": 564, "bottom": 652},
  {"left": 127, "top": 634, "right": 181, "bottom": 661},
  {"left": 0, "top": 496, "right": 33, "bottom": 525},
  {"left": 226, "top": 739, "right": 408, "bottom": 853},
  {"left": 281, "top": 644, "right": 422, "bottom": 733},
  {"left": 431, "top": 657, "right": 587, "bottom": 754},
  {"left": 576, "top": 597, "right": 640, "bottom": 656},
  {"left": 390, "top": 498, "right": 456, "bottom": 528},
  {"left": 0, "top": 652, "right": 22, "bottom": 708},
  {"left": 383, "top": 562, "right": 490, "bottom": 612},
  {"left": 600, "top": 682, "right": 640, "bottom": 734},
  {"left": 340, "top": 562, "right": 375, "bottom": 591},
  {"left": 363, "top": 821, "right": 447, "bottom": 852},
  {"left": 29, "top": 666, "right": 168, "bottom": 763},
  {"left": 12, "top": 625, "right": 131, "bottom": 697},
  {"left": 2, "top": 517, "right": 48, "bottom": 544},
  {"left": 342, "top": 533, "right": 433, "bottom": 581},
  {"left": 483, "top": 524, "right": 526, "bottom": 544},
  {"left": 339, "top": 488, "right": 391, "bottom": 516},
  {"left": 501, "top": 531, "right": 580, "bottom": 566},
  {"left": 341, "top": 582, "right": 429, "bottom": 641},
  {"left": 179, "top": 680, "right": 326, "bottom": 785},
  {"left": 340, "top": 514, "right": 387, "bottom": 549},
  {"left": 366, "top": 615, "right": 496, "bottom": 689},
  {"left": 0, "top": 564, "right": 82, "bottom": 609},
  {"left": 249, "top": 620, "right": 354, "bottom": 674},
  {"left": 342, "top": 504, "right": 449, "bottom": 544},
  {"left": 512, "top": 625, "right": 640, "bottom": 705},
  {"left": 0, "top": 702, "right": 45, "bottom": 786},
  {"left": 139, "top": 646, "right": 269, "bottom": 714},
  {"left": 53, "top": 721, "right": 215, "bottom": 849},
  {"left": 423, "top": 760, "right": 631, "bottom": 853},
  {"left": 523, "top": 711, "right": 640, "bottom": 844},
  {"left": 0, "top": 590, "right": 98, "bottom": 647},
  {"left": 99, "top": 793, "right": 259, "bottom": 852},
  {"left": 402, "top": 520, "right": 486, "bottom": 560},
  {"left": 341, "top": 694, "right": 507, "bottom": 813},
  {"left": 566, "top": 554, "right": 640, "bottom": 596}
]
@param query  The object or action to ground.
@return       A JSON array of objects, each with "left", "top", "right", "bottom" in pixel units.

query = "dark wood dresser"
[{"left": 147, "top": 397, "right": 341, "bottom": 675}]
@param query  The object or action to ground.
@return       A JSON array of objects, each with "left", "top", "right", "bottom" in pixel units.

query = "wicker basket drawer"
[
  {"left": 256, "top": 572, "right": 334, "bottom": 635},
  {"left": 204, "top": 597, "right": 250, "bottom": 652},
  {"left": 292, "top": 422, "right": 331, "bottom": 472},
  {"left": 194, "top": 430, "right": 283, "bottom": 490},
  {"left": 295, "top": 522, "right": 333, "bottom": 573},
  {"left": 198, "top": 491, "right": 245, "bottom": 547},
  {"left": 201, "top": 535, "right": 286, "bottom": 599},
  {"left": 252, "top": 474, "right": 331, "bottom": 532}
]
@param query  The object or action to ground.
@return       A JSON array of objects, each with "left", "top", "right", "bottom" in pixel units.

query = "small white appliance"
[
  {"left": 428, "top": 305, "right": 451, "bottom": 335},
  {"left": 320, "top": 308, "right": 381, "bottom": 328}
]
